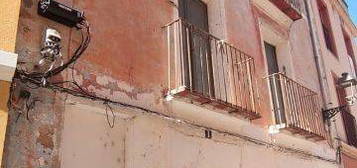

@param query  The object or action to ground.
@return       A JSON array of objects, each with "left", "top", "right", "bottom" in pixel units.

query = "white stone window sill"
[{"left": 0, "top": 50, "right": 18, "bottom": 82}]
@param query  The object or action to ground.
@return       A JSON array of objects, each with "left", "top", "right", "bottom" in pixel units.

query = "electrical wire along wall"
[
  {"left": 267, "top": 73, "right": 326, "bottom": 140},
  {"left": 165, "top": 19, "right": 260, "bottom": 120}
]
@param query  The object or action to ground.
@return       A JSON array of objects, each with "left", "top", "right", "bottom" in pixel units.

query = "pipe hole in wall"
[{"left": 204, "top": 129, "right": 212, "bottom": 139}]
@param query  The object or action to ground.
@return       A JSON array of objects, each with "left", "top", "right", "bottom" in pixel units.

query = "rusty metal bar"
[
  {"left": 234, "top": 49, "right": 243, "bottom": 108},
  {"left": 213, "top": 39, "right": 222, "bottom": 100},
  {"left": 198, "top": 34, "right": 205, "bottom": 94},
  {"left": 220, "top": 42, "right": 228, "bottom": 103},
  {"left": 248, "top": 58, "right": 256, "bottom": 112},
  {"left": 240, "top": 52, "right": 248, "bottom": 111},
  {"left": 173, "top": 22, "right": 179, "bottom": 89},
  {"left": 167, "top": 25, "right": 171, "bottom": 92},
  {"left": 279, "top": 73, "right": 291, "bottom": 126},
  {"left": 178, "top": 20, "right": 185, "bottom": 87},
  {"left": 229, "top": 45, "right": 237, "bottom": 106},
  {"left": 303, "top": 88, "right": 312, "bottom": 132},
  {"left": 186, "top": 26, "right": 193, "bottom": 92}
]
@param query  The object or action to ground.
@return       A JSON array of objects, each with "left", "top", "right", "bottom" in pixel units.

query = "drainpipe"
[
  {"left": 303, "top": 0, "right": 337, "bottom": 148},
  {"left": 303, "top": 0, "right": 331, "bottom": 108}
]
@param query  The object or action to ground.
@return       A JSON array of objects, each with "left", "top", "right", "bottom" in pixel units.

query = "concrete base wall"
[{"left": 59, "top": 96, "right": 338, "bottom": 168}]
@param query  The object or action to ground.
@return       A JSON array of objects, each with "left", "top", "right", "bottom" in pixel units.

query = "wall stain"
[
  {"left": 37, "top": 125, "right": 54, "bottom": 150},
  {"left": 23, "top": 0, "right": 33, "bottom": 8}
]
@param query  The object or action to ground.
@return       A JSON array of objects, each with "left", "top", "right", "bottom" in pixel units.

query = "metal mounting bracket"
[{"left": 323, "top": 105, "right": 347, "bottom": 120}]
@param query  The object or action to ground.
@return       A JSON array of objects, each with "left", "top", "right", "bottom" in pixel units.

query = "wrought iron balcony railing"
[
  {"left": 164, "top": 19, "right": 260, "bottom": 120},
  {"left": 267, "top": 73, "right": 326, "bottom": 140},
  {"left": 269, "top": 0, "right": 303, "bottom": 21}
]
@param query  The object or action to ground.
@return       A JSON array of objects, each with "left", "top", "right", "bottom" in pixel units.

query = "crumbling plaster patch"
[
  {"left": 2, "top": 85, "right": 64, "bottom": 168},
  {"left": 71, "top": 65, "right": 165, "bottom": 112}
]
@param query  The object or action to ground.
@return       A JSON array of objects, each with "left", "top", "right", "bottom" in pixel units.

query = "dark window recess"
[
  {"left": 342, "top": 29, "right": 357, "bottom": 76},
  {"left": 322, "top": 25, "right": 334, "bottom": 53},
  {"left": 264, "top": 42, "right": 286, "bottom": 124},
  {"left": 344, "top": 32, "right": 355, "bottom": 57},
  {"left": 179, "top": 0, "right": 214, "bottom": 97},
  {"left": 318, "top": 0, "right": 337, "bottom": 56}
]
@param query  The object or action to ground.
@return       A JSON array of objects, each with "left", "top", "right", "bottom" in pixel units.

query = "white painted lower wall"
[{"left": 60, "top": 97, "right": 338, "bottom": 168}]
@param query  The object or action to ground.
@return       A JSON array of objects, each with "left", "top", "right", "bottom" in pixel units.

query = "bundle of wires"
[
  {"left": 12, "top": 17, "right": 110, "bottom": 106},
  {"left": 11, "top": 18, "right": 119, "bottom": 126},
  {"left": 15, "top": 18, "right": 91, "bottom": 81}
]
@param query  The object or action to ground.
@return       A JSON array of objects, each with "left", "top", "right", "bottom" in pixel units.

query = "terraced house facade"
[{"left": 0, "top": 0, "right": 357, "bottom": 167}]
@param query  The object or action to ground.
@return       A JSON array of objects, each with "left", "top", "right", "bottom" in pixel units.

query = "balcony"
[
  {"left": 341, "top": 109, "right": 357, "bottom": 148},
  {"left": 267, "top": 73, "right": 326, "bottom": 140},
  {"left": 164, "top": 19, "right": 260, "bottom": 120},
  {"left": 269, "top": 0, "right": 303, "bottom": 21}
]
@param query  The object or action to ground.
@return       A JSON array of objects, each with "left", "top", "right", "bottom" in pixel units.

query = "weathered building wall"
[
  {"left": 2, "top": 87, "right": 64, "bottom": 167},
  {"left": 2, "top": 0, "right": 174, "bottom": 167},
  {"left": 2, "top": 0, "right": 354, "bottom": 167},
  {"left": 308, "top": 0, "right": 357, "bottom": 167},
  {"left": 0, "top": 0, "right": 21, "bottom": 167},
  {"left": 289, "top": 18, "right": 321, "bottom": 93},
  {"left": 310, "top": 0, "right": 357, "bottom": 145},
  {"left": 2, "top": 0, "right": 76, "bottom": 167}
]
